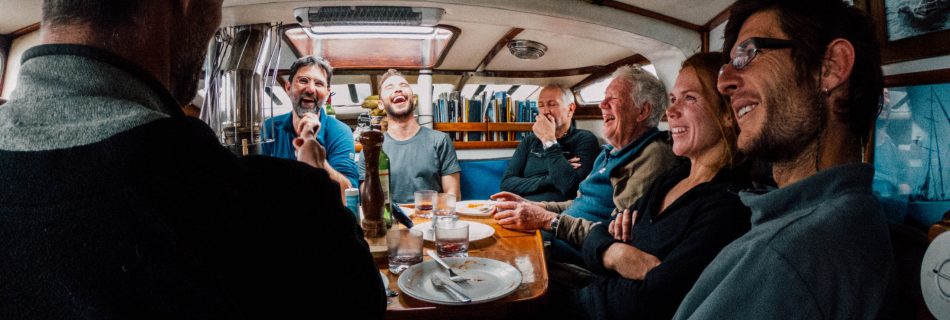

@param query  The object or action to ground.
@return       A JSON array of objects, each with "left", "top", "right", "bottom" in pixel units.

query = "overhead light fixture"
[
  {"left": 309, "top": 25, "right": 436, "bottom": 35},
  {"left": 507, "top": 39, "right": 548, "bottom": 60},
  {"left": 294, "top": 6, "right": 444, "bottom": 27}
]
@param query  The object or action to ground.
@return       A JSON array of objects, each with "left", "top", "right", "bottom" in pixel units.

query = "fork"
[
  {"left": 427, "top": 250, "right": 468, "bottom": 282},
  {"left": 431, "top": 274, "right": 471, "bottom": 303}
]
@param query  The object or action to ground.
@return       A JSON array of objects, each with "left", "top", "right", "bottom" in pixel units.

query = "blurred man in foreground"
[{"left": 0, "top": 1, "right": 384, "bottom": 318}]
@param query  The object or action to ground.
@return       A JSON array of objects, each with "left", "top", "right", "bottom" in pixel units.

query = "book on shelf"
[{"left": 432, "top": 90, "right": 538, "bottom": 144}]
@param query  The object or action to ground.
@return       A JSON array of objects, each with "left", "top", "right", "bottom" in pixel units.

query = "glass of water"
[
  {"left": 387, "top": 228, "right": 424, "bottom": 274},
  {"left": 433, "top": 193, "right": 456, "bottom": 218},
  {"left": 434, "top": 220, "right": 469, "bottom": 258},
  {"left": 413, "top": 190, "right": 437, "bottom": 218}
]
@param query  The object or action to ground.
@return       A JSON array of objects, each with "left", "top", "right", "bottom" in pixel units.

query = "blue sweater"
[
  {"left": 262, "top": 110, "right": 359, "bottom": 187},
  {"left": 563, "top": 128, "right": 662, "bottom": 223}
]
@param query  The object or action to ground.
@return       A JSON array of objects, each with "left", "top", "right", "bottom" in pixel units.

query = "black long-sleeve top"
[
  {"left": 500, "top": 121, "right": 600, "bottom": 201},
  {"left": 579, "top": 161, "right": 752, "bottom": 320}
]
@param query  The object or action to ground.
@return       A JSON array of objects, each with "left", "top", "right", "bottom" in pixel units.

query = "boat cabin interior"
[{"left": 1, "top": 0, "right": 949, "bottom": 319}]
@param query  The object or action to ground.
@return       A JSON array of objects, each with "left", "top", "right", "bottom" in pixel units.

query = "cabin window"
[
  {"left": 330, "top": 83, "right": 372, "bottom": 105},
  {"left": 578, "top": 64, "right": 657, "bottom": 104}
]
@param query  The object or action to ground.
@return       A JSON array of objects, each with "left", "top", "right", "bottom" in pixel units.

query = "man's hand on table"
[
  {"left": 490, "top": 191, "right": 543, "bottom": 207},
  {"left": 492, "top": 201, "right": 557, "bottom": 231}
]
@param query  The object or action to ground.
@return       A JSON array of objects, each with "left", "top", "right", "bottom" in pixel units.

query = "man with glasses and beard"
[
  {"left": 262, "top": 56, "right": 359, "bottom": 199},
  {"left": 0, "top": 1, "right": 384, "bottom": 319},
  {"left": 673, "top": 0, "right": 892, "bottom": 319},
  {"left": 377, "top": 69, "right": 460, "bottom": 204}
]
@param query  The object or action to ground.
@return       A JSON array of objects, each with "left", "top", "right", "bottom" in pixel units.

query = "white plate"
[
  {"left": 455, "top": 200, "right": 495, "bottom": 217},
  {"left": 397, "top": 204, "right": 415, "bottom": 217},
  {"left": 411, "top": 221, "right": 495, "bottom": 242},
  {"left": 397, "top": 257, "right": 522, "bottom": 305},
  {"left": 380, "top": 271, "right": 390, "bottom": 291}
]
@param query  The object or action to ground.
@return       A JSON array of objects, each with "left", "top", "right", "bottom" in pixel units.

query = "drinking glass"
[
  {"left": 433, "top": 193, "right": 456, "bottom": 218},
  {"left": 413, "top": 190, "right": 438, "bottom": 218},
  {"left": 434, "top": 220, "right": 469, "bottom": 257},
  {"left": 387, "top": 228, "right": 424, "bottom": 274}
]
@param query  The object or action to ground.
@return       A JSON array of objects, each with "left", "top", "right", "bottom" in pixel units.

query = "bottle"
[
  {"left": 344, "top": 188, "right": 360, "bottom": 224},
  {"left": 373, "top": 122, "right": 393, "bottom": 229},
  {"left": 359, "top": 130, "right": 386, "bottom": 238},
  {"left": 326, "top": 95, "right": 336, "bottom": 118},
  {"left": 379, "top": 146, "right": 393, "bottom": 229}
]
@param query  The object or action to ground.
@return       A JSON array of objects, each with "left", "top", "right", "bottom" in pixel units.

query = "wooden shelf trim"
[
  {"left": 434, "top": 122, "right": 533, "bottom": 132},
  {"left": 452, "top": 141, "right": 521, "bottom": 149}
]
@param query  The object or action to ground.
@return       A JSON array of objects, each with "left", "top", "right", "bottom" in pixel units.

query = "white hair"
[
  {"left": 543, "top": 84, "right": 575, "bottom": 106},
  {"left": 611, "top": 65, "right": 667, "bottom": 127}
]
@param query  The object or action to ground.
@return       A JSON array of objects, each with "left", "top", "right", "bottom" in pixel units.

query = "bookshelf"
[
  {"left": 433, "top": 122, "right": 533, "bottom": 149},
  {"left": 433, "top": 90, "right": 538, "bottom": 149}
]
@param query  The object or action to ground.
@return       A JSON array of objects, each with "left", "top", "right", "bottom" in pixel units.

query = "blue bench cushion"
[{"left": 459, "top": 158, "right": 509, "bottom": 201}]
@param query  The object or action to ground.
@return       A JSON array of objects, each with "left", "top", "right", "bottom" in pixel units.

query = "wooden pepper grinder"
[{"left": 359, "top": 130, "right": 387, "bottom": 238}]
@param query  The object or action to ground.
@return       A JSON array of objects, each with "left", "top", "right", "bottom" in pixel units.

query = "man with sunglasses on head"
[
  {"left": 673, "top": 0, "right": 892, "bottom": 319},
  {"left": 262, "top": 56, "right": 359, "bottom": 201}
]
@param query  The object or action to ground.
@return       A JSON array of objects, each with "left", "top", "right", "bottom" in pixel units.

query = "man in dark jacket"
[
  {"left": 0, "top": 1, "right": 385, "bottom": 319},
  {"left": 500, "top": 85, "right": 599, "bottom": 202}
]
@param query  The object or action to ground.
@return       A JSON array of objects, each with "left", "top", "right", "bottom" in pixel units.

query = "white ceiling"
[
  {"left": 436, "top": 21, "right": 511, "bottom": 70},
  {"left": 615, "top": 0, "right": 733, "bottom": 26},
  {"left": 0, "top": 0, "right": 41, "bottom": 34},
  {"left": 487, "top": 29, "right": 633, "bottom": 71},
  {"left": 0, "top": 0, "right": 730, "bottom": 88}
]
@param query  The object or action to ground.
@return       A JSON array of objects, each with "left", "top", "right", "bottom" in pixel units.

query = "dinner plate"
[
  {"left": 397, "top": 204, "right": 415, "bottom": 217},
  {"left": 380, "top": 271, "right": 389, "bottom": 291},
  {"left": 397, "top": 257, "right": 522, "bottom": 305},
  {"left": 455, "top": 200, "right": 495, "bottom": 217},
  {"left": 411, "top": 221, "right": 495, "bottom": 242}
]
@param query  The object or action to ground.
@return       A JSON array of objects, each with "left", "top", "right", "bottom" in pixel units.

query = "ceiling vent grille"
[
  {"left": 294, "top": 6, "right": 444, "bottom": 27},
  {"left": 507, "top": 39, "right": 548, "bottom": 60}
]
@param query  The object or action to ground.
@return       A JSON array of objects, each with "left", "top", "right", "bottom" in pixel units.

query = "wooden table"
[{"left": 366, "top": 215, "right": 549, "bottom": 320}]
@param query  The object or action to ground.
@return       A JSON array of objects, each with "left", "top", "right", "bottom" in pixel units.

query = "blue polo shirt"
[{"left": 262, "top": 109, "right": 359, "bottom": 187}]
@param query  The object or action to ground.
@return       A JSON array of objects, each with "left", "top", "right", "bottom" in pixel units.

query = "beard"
[
  {"left": 384, "top": 99, "right": 415, "bottom": 120},
  {"left": 293, "top": 94, "right": 327, "bottom": 117},
  {"left": 741, "top": 82, "right": 825, "bottom": 163}
]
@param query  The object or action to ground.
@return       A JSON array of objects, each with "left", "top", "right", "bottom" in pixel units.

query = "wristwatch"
[
  {"left": 549, "top": 214, "right": 561, "bottom": 235},
  {"left": 542, "top": 140, "right": 558, "bottom": 150}
]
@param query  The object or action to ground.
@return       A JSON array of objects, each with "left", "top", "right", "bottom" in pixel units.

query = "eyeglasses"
[{"left": 725, "top": 37, "right": 795, "bottom": 71}]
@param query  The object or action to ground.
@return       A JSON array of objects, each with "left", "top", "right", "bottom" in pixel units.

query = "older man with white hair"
[{"left": 492, "top": 65, "right": 679, "bottom": 265}]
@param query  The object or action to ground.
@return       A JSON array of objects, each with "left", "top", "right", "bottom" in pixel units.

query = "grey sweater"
[
  {"left": 674, "top": 164, "right": 893, "bottom": 320},
  {"left": 0, "top": 45, "right": 172, "bottom": 151}
]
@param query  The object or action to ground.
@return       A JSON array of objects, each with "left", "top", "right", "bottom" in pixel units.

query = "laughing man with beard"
[
  {"left": 262, "top": 56, "right": 359, "bottom": 200},
  {"left": 378, "top": 69, "right": 461, "bottom": 204}
]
